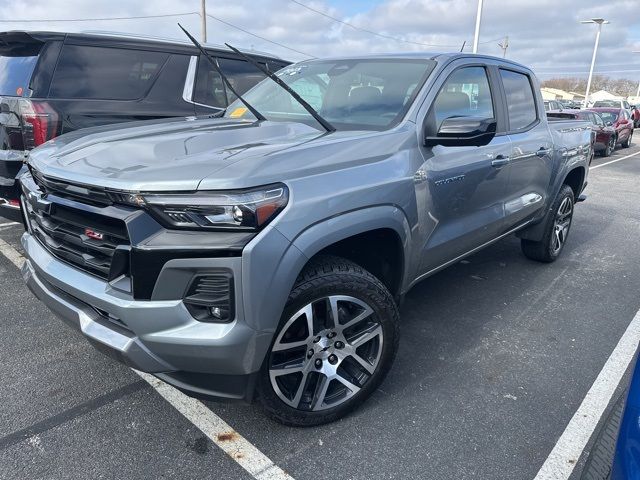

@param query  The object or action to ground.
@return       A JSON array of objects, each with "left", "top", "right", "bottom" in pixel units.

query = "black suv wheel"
[{"left": 257, "top": 255, "right": 399, "bottom": 427}]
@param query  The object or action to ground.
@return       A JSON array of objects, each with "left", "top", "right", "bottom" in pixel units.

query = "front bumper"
[{"left": 21, "top": 232, "right": 273, "bottom": 401}]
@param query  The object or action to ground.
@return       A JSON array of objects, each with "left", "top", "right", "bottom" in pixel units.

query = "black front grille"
[
  {"left": 31, "top": 168, "right": 113, "bottom": 207},
  {"left": 24, "top": 177, "right": 130, "bottom": 279}
]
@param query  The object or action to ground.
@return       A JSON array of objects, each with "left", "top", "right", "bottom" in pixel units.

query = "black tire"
[
  {"left": 521, "top": 185, "right": 574, "bottom": 263},
  {"left": 622, "top": 130, "right": 633, "bottom": 148},
  {"left": 257, "top": 255, "right": 399, "bottom": 427},
  {"left": 601, "top": 135, "right": 615, "bottom": 157}
]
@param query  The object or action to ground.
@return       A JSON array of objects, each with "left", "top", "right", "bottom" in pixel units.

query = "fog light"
[{"left": 210, "top": 307, "right": 222, "bottom": 319}]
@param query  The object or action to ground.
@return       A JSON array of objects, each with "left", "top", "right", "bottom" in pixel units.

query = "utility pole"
[
  {"left": 581, "top": 18, "right": 609, "bottom": 107},
  {"left": 200, "top": 0, "right": 207, "bottom": 43},
  {"left": 472, "top": 0, "right": 483, "bottom": 53},
  {"left": 498, "top": 36, "right": 509, "bottom": 58}
]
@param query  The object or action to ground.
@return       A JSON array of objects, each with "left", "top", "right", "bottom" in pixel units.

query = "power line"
[
  {"left": 205, "top": 13, "right": 315, "bottom": 58},
  {"left": 0, "top": 12, "right": 199, "bottom": 23},
  {"left": 287, "top": 0, "right": 501, "bottom": 48}
]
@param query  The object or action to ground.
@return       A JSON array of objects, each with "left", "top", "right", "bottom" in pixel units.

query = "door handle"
[
  {"left": 536, "top": 148, "right": 551, "bottom": 158},
  {"left": 491, "top": 155, "right": 510, "bottom": 167}
]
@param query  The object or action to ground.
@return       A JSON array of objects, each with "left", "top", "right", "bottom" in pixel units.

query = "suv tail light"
[{"left": 19, "top": 99, "right": 60, "bottom": 148}]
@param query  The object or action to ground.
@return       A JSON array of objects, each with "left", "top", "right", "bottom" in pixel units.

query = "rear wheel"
[
  {"left": 521, "top": 185, "right": 574, "bottom": 263},
  {"left": 258, "top": 256, "right": 399, "bottom": 426},
  {"left": 622, "top": 130, "right": 633, "bottom": 148}
]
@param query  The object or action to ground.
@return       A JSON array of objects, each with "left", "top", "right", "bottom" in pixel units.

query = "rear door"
[
  {"left": 499, "top": 68, "right": 553, "bottom": 227},
  {"left": 416, "top": 62, "right": 512, "bottom": 275}
]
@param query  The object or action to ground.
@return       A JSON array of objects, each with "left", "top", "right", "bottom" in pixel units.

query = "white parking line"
[
  {"left": 590, "top": 150, "right": 640, "bottom": 170},
  {"left": 0, "top": 221, "right": 19, "bottom": 227},
  {"left": 0, "top": 237, "right": 24, "bottom": 269},
  {"left": 534, "top": 307, "right": 640, "bottom": 479},
  {"left": 136, "top": 372, "right": 294, "bottom": 480},
  {"left": 0, "top": 240, "right": 293, "bottom": 480}
]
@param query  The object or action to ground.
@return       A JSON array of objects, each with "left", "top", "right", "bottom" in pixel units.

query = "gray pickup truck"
[{"left": 19, "top": 53, "right": 590, "bottom": 426}]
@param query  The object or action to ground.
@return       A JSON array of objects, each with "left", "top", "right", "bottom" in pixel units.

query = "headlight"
[{"left": 114, "top": 184, "right": 288, "bottom": 231}]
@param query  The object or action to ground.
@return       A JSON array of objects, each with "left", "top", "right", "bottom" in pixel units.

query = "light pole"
[
  {"left": 200, "top": 0, "right": 207, "bottom": 43},
  {"left": 581, "top": 18, "right": 609, "bottom": 107},
  {"left": 472, "top": 0, "right": 484, "bottom": 54},
  {"left": 634, "top": 51, "right": 640, "bottom": 98}
]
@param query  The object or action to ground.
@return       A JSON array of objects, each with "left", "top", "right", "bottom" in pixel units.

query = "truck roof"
[{"left": 295, "top": 51, "right": 533, "bottom": 70}]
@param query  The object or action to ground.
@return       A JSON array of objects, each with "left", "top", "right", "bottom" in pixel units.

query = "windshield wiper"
[
  {"left": 178, "top": 24, "right": 266, "bottom": 122},
  {"left": 225, "top": 43, "right": 336, "bottom": 133}
]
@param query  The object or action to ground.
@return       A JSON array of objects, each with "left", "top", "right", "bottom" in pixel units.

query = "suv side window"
[
  {"left": 193, "top": 56, "right": 268, "bottom": 107},
  {"left": 49, "top": 45, "right": 169, "bottom": 100},
  {"left": 433, "top": 66, "right": 494, "bottom": 129},
  {"left": 499, "top": 69, "right": 537, "bottom": 131},
  {"left": 193, "top": 56, "right": 227, "bottom": 108},
  {"left": 218, "top": 58, "right": 267, "bottom": 103}
]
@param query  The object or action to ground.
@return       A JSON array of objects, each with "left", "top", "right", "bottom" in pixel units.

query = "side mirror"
[
  {"left": 425, "top": 117, "right": 497, "bottom": 147},
  {"left": 606, "top": 121, "right": 613, "bottom": 126}
]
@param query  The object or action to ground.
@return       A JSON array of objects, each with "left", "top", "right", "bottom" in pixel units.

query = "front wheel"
[
  {"left": 521, "top": 185, "right": 574, "bottom": 263},
  {"left": 601, "top": 135, "right": 615, "bottom": 157},
  {"left": 257, "top": 256, "right": 399, "bottom": 427}
]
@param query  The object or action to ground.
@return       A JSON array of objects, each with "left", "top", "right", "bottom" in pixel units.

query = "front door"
[{"left": 416, "top": 65, "right": 511, "bottom": 275}]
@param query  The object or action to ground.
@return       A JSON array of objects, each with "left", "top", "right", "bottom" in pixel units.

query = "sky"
[{"left": 1, "top": 0, "right": 640, "bottom": 81}]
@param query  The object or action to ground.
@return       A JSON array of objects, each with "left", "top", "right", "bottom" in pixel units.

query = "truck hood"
[{"left": 27, "top": 117, "right": 333, "bottom": 191}]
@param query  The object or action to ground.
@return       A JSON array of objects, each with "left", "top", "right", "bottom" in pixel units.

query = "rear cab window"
[
  {"left": 499, "top": 69, "right": 538, "bottom": 131},
  {"left": 48, "top": 45, "right": 169, "bottom": 100}
]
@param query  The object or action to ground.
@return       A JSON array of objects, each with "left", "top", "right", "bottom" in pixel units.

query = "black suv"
[{"left": 0, "top": 30, "right": 289, "bottom": 220}]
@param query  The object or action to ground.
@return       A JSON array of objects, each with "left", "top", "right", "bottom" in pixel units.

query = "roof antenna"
[{"left": 460, "top": 41, "right": 466, "bottom": 52}]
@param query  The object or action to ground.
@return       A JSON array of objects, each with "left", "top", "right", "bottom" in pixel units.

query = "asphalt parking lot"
[{"left": 1, "top": 141, "right": 639, "bottom": 480}]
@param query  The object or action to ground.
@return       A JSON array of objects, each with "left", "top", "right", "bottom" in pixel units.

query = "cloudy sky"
[{"left": 2, "top": 0, "right": 640, "bottom": 79}]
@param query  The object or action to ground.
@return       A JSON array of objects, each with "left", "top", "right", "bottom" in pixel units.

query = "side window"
[
  {"left": 193, "top": 57, "right": 227, "bottom": 108},
  {"left": 49, "top": 45, "right": 169, "bottom": 100},
  {"left": 433, "top": 66, "right": 494, "bottom": 129},
  {"left": 593, "top": 113, "right": 604, "bottom": 126},
  {"left": 218, "top": 57, "right": 267, "bottom": 103},
  {"left": 499, "top": 69, "right": 537, "bottom": 131}
]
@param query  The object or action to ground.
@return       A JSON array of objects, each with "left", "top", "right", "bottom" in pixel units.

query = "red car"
[
  {"left": 548, "top": 109, "right": 616, "bottom": 157},
  {"left": 587, "top": 107, "right": 634, "bottom": 149}
]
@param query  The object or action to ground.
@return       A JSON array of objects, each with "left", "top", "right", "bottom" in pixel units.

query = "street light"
[
  {"left": 581, "top": 18, "right": 609, "bottom": 107},
  {"left": 472, "top": 0, "right": 484, "bottom": 54},
  {"left": 633, "top": 51, "right": 640, "bottom": 98}
]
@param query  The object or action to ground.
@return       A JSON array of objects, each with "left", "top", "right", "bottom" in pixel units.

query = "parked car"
[
  {"left": 0, "top": 30, "right": 289, "bottom": 221},
  {"left": 592, "top": 99, "right": 632, "bottom": 110},
  {"left": 588, "top": 107, "right": 634, "bottom": 148},
  {"left": 548, "top": 109, "right": 616, "bottom": 157},
  {"left": 630, "top": 105, "right": 640, "bottom": 128},
  {"left": 19, "top": 53, "right": 591, "bottom": 426},
  {"left": 544, "top": 99, "right": 563, "bottom": 111}
]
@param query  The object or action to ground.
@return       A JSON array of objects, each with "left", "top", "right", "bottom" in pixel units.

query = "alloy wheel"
[
  {"left": 551, "top": 196, "right": 573, "bottom": 255},
  {"left": 269, "top": 295, "right": 383, "bottom": 411}
]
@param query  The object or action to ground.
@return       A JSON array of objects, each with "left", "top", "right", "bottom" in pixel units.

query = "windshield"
[
  {"left": 0, "top": 55, "right": 38, "bottom": 96},
  {"left": 224, "top": 58, "right": 435, "bottom": 130},
  {"left": 597, "top": 111, "right": 619, "bottom": 123}
]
